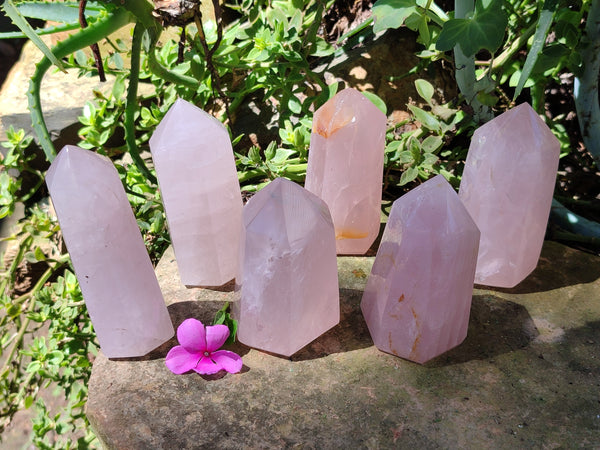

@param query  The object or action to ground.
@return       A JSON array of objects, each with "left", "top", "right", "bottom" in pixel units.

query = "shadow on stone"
[
  {"left": 291, "top": 288, "right": 373, "bottom": 361},
  {"left": 426, "top": 294, "right": 539, "bottom": 367},
  {"left": 553, "top": 320, "right": 600, "bottom": 375},
  {"left": 184, "top": 278, "right": 236, "bottom": 291},
  {"left": 479, "top": 241, "right": 600, "bottom": 294}
]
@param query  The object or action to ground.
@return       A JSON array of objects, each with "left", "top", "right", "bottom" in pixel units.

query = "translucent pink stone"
[
  {"left": 150, "top": 99, "right": 243, "bottom": 287},
  {"left": 235, "top": 178, "right": 340, "bottom": 357},
  {"left": 459, "top": 103, "right": 560, "bottom": 288},
  {"left": 46, "top": 146, "right": 174, "bottom": 358},
  {"left": 361, "top": 175, "right": 480, "bottom": 364},
  {"left": 305, "top": 88, "right": 387, "bottom": 255}
]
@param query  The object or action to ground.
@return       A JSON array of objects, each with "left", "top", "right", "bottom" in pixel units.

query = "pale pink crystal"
[
  {"left": 235, "top": 178, "right": 339, "bottom": 357},
  {"left": 305, "top": 88, "right": 387, "bottom": 255},
  {"left": 361, "top": 175, "right": 480, "bottom": 364},
  {"left": 150, "top": 98, "right": 243, "bottom": 287},
  {"left": 46, "top": 146, "right": 173, "bottom": 358},
  {"left": 458, "top": 103, "right": 560, "bottom": 288}
]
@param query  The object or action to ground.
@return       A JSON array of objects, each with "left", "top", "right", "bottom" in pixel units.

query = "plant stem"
[
  {"left": 491, "top": 22, "right": 536, "bottom": 72},
  {"left": 146, "top": 35, "right": 198, "bottom": 89},
  {"left": 125, "top": 24, "right": 156, "bottom": 184},
  {"left": 0, "top": 259, "right": 66, "bottom": 378},
  {"left": 550, "top": 198, "right": 600, "bottom": 238},
  {"left": 0, "top": 236, "right": 33, "bottom": 295},
  {"left": 27, "top": 7, "right": 134, "bottom": 161}
]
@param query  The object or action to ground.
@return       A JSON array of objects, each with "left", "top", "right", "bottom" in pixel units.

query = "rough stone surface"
[
  {"left": 0, "top": 36, "right": 152, "bottom": 144},
  {"left": 361, "top": 175, "right": 480, "bottom": 363},
  {"left": 459, "top": 103, "right": 560, "bottom": 288},
  {"left": 87, "top": 240, "right": 600, "bottom": 448}
]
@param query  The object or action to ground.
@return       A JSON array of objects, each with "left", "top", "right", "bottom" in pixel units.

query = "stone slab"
[
  {"left": 0, "top": 29, "right": 159, "bottom": 145},
  {"left": 86, "top": 241, "right": 600, "bottom": 448}
]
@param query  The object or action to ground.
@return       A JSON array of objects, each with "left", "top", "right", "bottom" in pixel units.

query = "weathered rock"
[
  {"left": 87, "top": 241, "right": 600, "bottom": 448},
  {"left": 0, "top": 31, "right": 157, "bottom": 146}
]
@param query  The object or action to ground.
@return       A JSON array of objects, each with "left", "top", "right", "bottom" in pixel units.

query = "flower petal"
[
  {"left": 210, "top": 350, "right": 243, "bottom": 374},
  {"left": 205, "top": 324, "right": 230, "bottom": 352},
  {"left": 165, "top": 346, "right": 199, "bottom": 374},
  {"left": 177, "top": 318, "right": 206, "bottom": 352},
  {"left": 194, "top": 356, "right": 222, "bottom": 375}
]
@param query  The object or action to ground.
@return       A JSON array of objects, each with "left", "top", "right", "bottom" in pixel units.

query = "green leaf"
[
  {"left": 2, "top": 0, "right": 65, "bottom": 71},
  {"left": 311, "top": 38, "right": 335, "bottom": 57},
  {"left": 0, "top": 22, "right": 81, "bottom": 39},
  {"left": 422, "top": 153, "right": 438, "bottom": 166},
  {"left": 397, "top": 150, "right": 413, "bottom": 164},
  {"left": 399, "top": 166, "right": 418, "bottom": 185},
  {"left": 74, "top": 50, "right": 88, "bottom": 67},
  {"left": 327, "top": 82, "right": 339, "bottom": 99},
  {"left": 16, "top": 1, "right": 102, "bottom": 23},
  {"left": 34, "top": 246, "right": 46, "bottom": 261},
  {"left": 372, "top": 0, "right": 418, "bottom": 34},
  {"left": 248, "top": 146, "right": 261, "bottom": 164},
  {"left": 421, "top": 135, "right": 443, "bottom": 153},
  {"left": 264, "top": 141, "right": 277, "bottom": 161},
  {"left": 24, "top": 396, "right": 34, "bottom": 409},
  {"left": 385, "top": 140, "right": 402, "bottom": 154},
  {"left": 24, "top": 251, "right": 38, "bottom": 264},
  {"left": 415, "top": 79, "right": 434, "bottom": 104},
  {"left": 415, "top": 14, "right": 431, "bottom": 45},
  {"left": 362, "top": 91, "right": 387, "bottom": 115},
  {"left": 111, "top": 53, "right": 125, "bottom": 70},
  {"left": 435, "top": 0, "right": 508, "bottom": 56},
  {"left": 514, "top": 0, "right": 558, "bottom": 99},
  {"left": 26, "top": 360, "right": 42, "bottom": 373},
  {"left": 408, "top": 104, "right": 440, "bottom": 132},
  {"left": 288, "top": 96, "right": 302, "bottom": 114},
  {"left": 271, "top": 148, "right": 296, "bottom": 165},
  {"left": 48, "top": 350, "right": 65, "bottom": 365},
  {"left": 112, "top": 75, "right": 126, "bottom": 101}
]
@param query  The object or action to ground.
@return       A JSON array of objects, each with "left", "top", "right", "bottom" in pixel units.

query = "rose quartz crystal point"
[
  {"left": 150, "top": 98, "right": 243, "bottom": 287},
  {"left": 46, "top": 146, "right": 174, "bottom": 358},
  {"left": 235, "top": 178, "right": 340, "bottom": 357},
  {"left": 459, "top": 103, "right": 560, "bottom": 288},
  {"left": 305, "top": 88, "right": 386, "bottom": 255},
  {"left": 361, "top": 175, "right": 480, "bottom": 364}
]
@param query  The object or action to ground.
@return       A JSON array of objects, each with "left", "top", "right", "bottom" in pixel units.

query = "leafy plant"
[
  {"left": 384, "top": 79, "right": 467, "bottom": 186},
  {"left": 1, "top": 0, "right": 599, "bottom": 446},
  {"left": 0, "top": 126, "right": 40, "bottom": 218}
]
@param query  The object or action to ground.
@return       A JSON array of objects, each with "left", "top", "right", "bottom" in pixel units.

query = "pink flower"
[{"left": 165, "top": 318, "right": 242, "bottom": 375}]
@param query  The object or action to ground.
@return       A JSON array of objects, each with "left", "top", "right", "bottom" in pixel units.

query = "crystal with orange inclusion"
[
  {"left": 312, "top": 97, "right": 355, "bottom": 138},
  {"left": 305, "top": 88, "right": 387, "bottom": 255},
  {"left": 335, "top": 228, "right": 369, "bottom": 240}
]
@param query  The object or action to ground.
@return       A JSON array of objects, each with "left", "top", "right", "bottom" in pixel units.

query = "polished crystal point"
[
  {"left": 235, "top": 178, "right": 340, "bottom": 357},
  {"left": 361, "top": 175, "right": 480, "bottom": 364},
  {"left": 46, "top": 146, "right": 174, "bottom": 358},
  {"left": 305, "top": 88, "right": 387, "bottom": 255},
  {"left": 150, "top": 98, "right": 243, "bottom": 287},
  {"left": 459, "top": 103, "right": 560, "bottom": 288}
]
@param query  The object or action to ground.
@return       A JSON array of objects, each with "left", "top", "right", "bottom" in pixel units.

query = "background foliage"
[{"left": 0, "top": 0, "right": 598, "bottom": 447}]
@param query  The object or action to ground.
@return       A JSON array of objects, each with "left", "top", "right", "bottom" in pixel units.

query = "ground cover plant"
[{"left": 0, "top": 0, "right": 599, "bottom": 447}]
